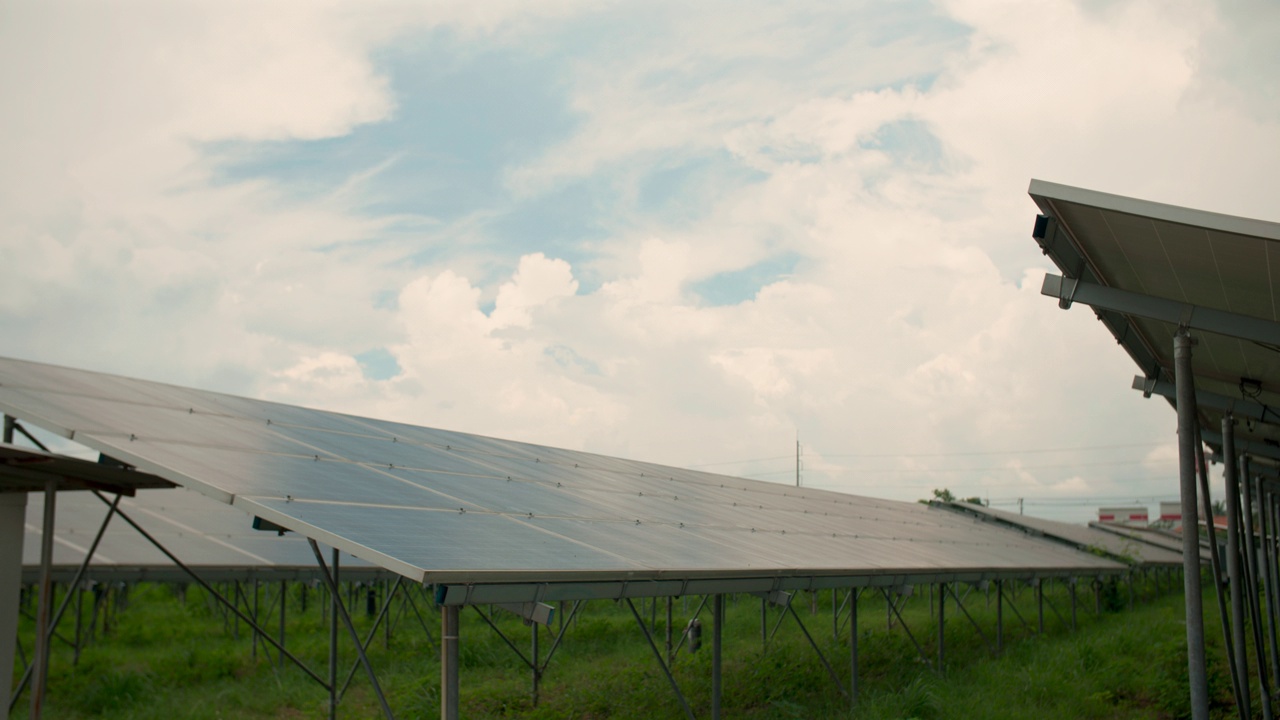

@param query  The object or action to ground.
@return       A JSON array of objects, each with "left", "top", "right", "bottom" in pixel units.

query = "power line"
[
  {"left": 687, "top": 453, "right": 794, "bottom": 468},
  {"left": 696, "top": 441, "right": 1168, "bottom": 471},
  {"left": 821, "top": 441, "right": 1165, "bottom": 459},
  {"left": 839, "top": 458, "right": 1174, "bottom": 474}
]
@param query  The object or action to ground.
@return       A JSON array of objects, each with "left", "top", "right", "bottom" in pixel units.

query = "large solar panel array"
[
  {"left": 0, "top": 356, "right": 1125, "bottom": 600},
  {"left": 940, "top": 501, "right": 1186, "bottom": 566}
]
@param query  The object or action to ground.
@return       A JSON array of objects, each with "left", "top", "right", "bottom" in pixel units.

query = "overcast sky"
[{"left": 3, "top": 0, "right": 1278, "bottom": 523}]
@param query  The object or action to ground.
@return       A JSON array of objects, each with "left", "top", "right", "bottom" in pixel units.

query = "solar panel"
[
  {"left": 0, "top": 356, "right": 1125, "bottom": 598},
  {"left": 941, "top": 501, "right": 1186, "bottom": 566},
  {"left": 22, "top": 486, "right": 387, "bottom": 582},
  {"left": 1029, "top": 179, "right": 1280, "bottom": 457}
]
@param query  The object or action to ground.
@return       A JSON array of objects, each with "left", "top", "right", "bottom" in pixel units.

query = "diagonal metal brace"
[
  {"left": 626, "top": 598, "right": 697, "bottom": 720},
  {"left": 84, "top": 492, "right": 330, "bottom": 689},
  {"left": 944, "top": 584, "right": 995, "bottom": 655},
  {"left": 879, "top": 588, "right": 932, "bottom": 669},
  {"left": 308, "top": 538, "right": 396, "bottom": 720},
  {"left": 784, "top": 601, "right": 849, "bottom": 699}
]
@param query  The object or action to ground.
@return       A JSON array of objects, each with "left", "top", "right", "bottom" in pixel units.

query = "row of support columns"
[
  {"left": 1175, "top": 327, "right": 1280, "bottom": 719},
  {"left": 7, "top": 549, "right": 1168, "bottom": 720},
  {"left": 436, "top": 573, "right": 1158, "bottom": 720},
  {"left": 0, "top": 463, "right": 414, "bottom": 720},
  {"left": 1217, "top": 407, "right": 1280, "bottom": 720}
]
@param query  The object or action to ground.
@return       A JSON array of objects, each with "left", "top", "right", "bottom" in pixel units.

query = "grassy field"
[{"left": 8, "top": 574, "right": 1244, "bottom": 718}]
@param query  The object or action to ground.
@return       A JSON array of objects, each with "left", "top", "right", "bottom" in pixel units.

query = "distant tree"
[
  {"left": 920, "top": 488, "right": 984, "bottom": 505},
  {"left": 1211, "top": 499, "right": 1227, "bottom": 517}
]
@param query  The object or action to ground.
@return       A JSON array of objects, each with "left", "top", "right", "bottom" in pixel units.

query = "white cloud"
[
  {"left": 3, "top": 0, "right": 1274, "bottom": 524},
  {"left": 491, "top": 253, "right": 579, "bottom": 329}
]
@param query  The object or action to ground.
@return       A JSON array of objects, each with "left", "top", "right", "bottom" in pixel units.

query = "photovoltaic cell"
[{"left": 1, "top": 356, "right": 1127, "bottom": 595}]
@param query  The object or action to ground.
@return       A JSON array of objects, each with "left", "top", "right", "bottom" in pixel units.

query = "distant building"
[
  {"left": 1098, "top": 506, "right": 1148, "bottom": 525},
  {"left": 1159, "top": 501, "right": 1181, "bottom": 524}
]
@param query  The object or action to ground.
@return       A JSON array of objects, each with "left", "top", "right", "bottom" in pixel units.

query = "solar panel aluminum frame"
[
  {"left": 1028, "top": 178, "right": 1280, "bottom": 458},
  {"left": 0, "top": 356, "right": 1128, "bottom": 605}
]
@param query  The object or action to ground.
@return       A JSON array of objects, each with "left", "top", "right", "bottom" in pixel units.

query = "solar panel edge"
[{"left": 234, "top": 495, "right": 428, "bottom": 583}]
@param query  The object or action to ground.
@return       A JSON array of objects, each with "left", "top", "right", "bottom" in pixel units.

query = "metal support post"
[
  {"left": 850, "top": 588, "right": 859, "bottom": 708},
  {"left": 0, "top": 489, "right": 26, "bottom": 720},
  {"left": 832, "top": 589, "right": 838, "bottom": 641},
  {"left": 252, "top": 579, "right": 260, "bottom": 661},
  {"left": 1263, "top": 477, "right": 1280, "bottom": 689},
  {"left": 73, "top": 582, "right": 83, "bottom": 665},
  {"left": 1036, "top": 580, "right": 1044, "bottom": 634},
  {"left": 666, "top": 597, "right": 673, "bottom": 665},
  {"left": 1175, "top": 331, "right": 1210, "bottom": 720},
  {"left": 879, "top": 588, "right": 931, "bottom": 668},
  {"left": 712, "top": 594, "right": 723, "bottom": 720},
  {"left": 1224, "top": 422, "right": 1252, "bottom": 720},
  {"left": 307, "top": 540, "right": 394, "bottom": 719},
  {"left": 1070, "top": 579, "right": 1077, "bottom": 631},
  {"left": 531, "top": 618, "right": 540, "bottom": 706},
  {"left": 760, "top": 596, "right": 767, "bottom": 645},
  {"left": 626, "top": 599, "right": 696, "bottom": 720},
  {"left": 442, "top": 605, "right": 459, "bottom": 720},
  {"left": 996, "top": 579, "right": 1003, "bottom": 654},
  {"left": 1198, "top": 429, "right": 1246, "bottom": 718},
  {"left": 937, "top": 583, "right": 945, "bottom": 675},
  {"left": 280, "top": 580, "right": 288, "bottom": 671},
  {"left": 29, "top": 476, "right": 57, "bottom": 720},
  {"left": 329, "top": 551, "right": 339, "bottom": 720},
  {"left": 1241, "top": 459, "right": 1275, "bottom": 720}
]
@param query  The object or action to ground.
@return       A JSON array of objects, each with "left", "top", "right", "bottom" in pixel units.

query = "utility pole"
[
  {"left": 1018, "top": 498, "right": 1024, "bottom": 515},
  {"left": 795, "top": 438, "right": 802, "bottom": 488}
]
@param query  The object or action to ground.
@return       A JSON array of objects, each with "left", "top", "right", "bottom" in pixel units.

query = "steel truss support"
[
  {"left": 307, "top": 538, "right": 395, "bottom": 720},
  {"left": 1196, "top": 426, "right": 1245, "bottom": 717},
  {"left": 626, "top": 598, "right": 696, "bottom": 720},
  {"left": 673, "top": 595, "right": 710, "bottom": 660},
  {"left": 1043, "top": 273, "right": 1280, "bottom": 347},
  {"left": 1240, "top": 458, "right": 1275, "bottom": 720},
  {"left": 944, "top": 584, "right": 995, "bottom": 656},
  {"left": 1223, "top": 419, "right": 1252, "bottom": 719},
  {"left": 337, "top": 577, "right": 407, "bottom": 704},
  {"left": 999, "top": 581, "right": 1035, "bottom": 637},
  {"left": 1039, "top": 579, "right": 1070, "bottom": 631},
  {"left": 1262, "top": 475, "right": 1280, "bottom": 691},
  {"left": 470, "top": 599, "right": 582, "bottom": 708},
  {"left": 85, "top": 492, "right": 331, "bottom": 689},
  {"left": 879, "top": 587, "right": 931, "bottom": 669},
  {"left": 777, "top": 594, "right": 848, "bottom": 700},
  {"left": 8, "top": 494, "right": 122, "bottom": 715}
]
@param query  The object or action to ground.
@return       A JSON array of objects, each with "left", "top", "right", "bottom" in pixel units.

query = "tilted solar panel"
[{"left": 0, "top": 356, "right": 1124, "bottom": 599}]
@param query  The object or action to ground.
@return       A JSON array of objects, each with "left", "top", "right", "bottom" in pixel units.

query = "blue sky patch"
[
  {"left": 205, "top": 29, "right": 580, "bottom": 226},
  {"left": 356, "top": 347, "right": 402, "bottom": 381},
  {"left": 863, "top": 119, "right": 945, "bottom": 171},
  {"left": 692, "top": 252, "right": 802, "bottom": 306}
]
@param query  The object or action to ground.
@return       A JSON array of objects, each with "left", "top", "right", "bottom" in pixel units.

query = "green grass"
[{"left": 7, "top": 575, "right": 1249, "bottom": 718}]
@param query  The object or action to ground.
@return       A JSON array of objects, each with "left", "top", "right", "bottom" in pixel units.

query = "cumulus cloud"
[{"left": 3, "top": 0, "right": 1273, "bottom": 523}]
